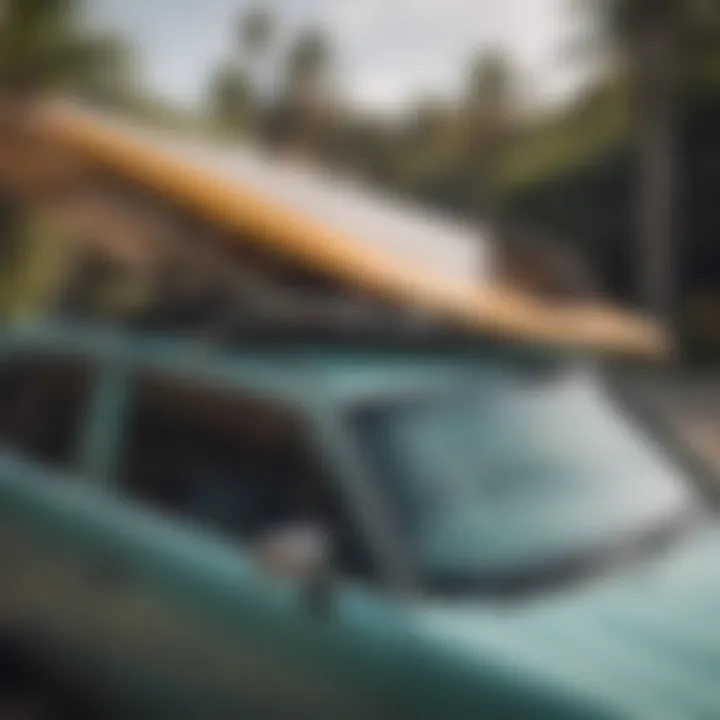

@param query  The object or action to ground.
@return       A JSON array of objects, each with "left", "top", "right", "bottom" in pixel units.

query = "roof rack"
[
  {"left": 110, "top": 299, "right": 601, "bottom": 360},
  {"left": 25, "top": 102, "right": 666, "bottom": 359}
]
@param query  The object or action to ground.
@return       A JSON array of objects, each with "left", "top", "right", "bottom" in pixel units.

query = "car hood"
[{"left": 414, "top": 522, "right": 720, "bottom": 719}]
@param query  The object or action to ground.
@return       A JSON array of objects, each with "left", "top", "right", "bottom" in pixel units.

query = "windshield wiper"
[{"left": 429, "top": 506, "right": 704, "bottom": 600}]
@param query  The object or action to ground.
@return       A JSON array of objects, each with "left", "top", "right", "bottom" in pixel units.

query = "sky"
[{"left": 88, "top": 0, "right": 588, "bottom": 114}]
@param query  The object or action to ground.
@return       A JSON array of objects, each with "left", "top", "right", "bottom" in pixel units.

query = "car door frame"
[
  {"left": 0, "top": 337, "right": 142, "bottom": 701},
  {"left": 303, "top": 394, "right": 419, "bottom": 594},
  {"left": 79, "top": 361, "right": 413, "bottom": 717}
]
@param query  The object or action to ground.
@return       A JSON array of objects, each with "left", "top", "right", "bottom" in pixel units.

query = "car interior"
[
  {"left": 0, "top": 351, "right": 378, "bottom": 583},
  {"left": 119, "top": 373, "right": 374, "bottom": 580}
]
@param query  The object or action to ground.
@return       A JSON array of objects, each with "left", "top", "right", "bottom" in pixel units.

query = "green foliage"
[
  {"left": 207, "top": 62, "right": 253, "bottom": 135},
  {"left": 501, "top": 78, "right": 631, "bottom": 193},
  {"left": 0, "top": 0, "right": 143, "bottom": 322},
  {"left": 238, "top": 5, "right": 274, "bottom": 59},
  {"left": 6, "top": 0, "right": 720, "bottom": 345},
  {"left": 0, "top": 0, "right": 129, "bottom": 97},
  {"left": 285, "top": 28, "right": 330, "bottom": 93},
  {"left": 0, "top": 209, "right": 76, "bottom": 319},
  {"left": 466, "top": 50, "right": 513, "bottom": 112},
  {"left": 109, "top": 92, "right": 209, "bottom": 134},
  {"left": 505, "top": 93, "right": 720, "bottom": 359}
]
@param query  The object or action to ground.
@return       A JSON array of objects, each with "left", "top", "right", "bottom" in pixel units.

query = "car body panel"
[
  {"left": 417, "top": 523, "right": 720, "bottom": 718},
  {"left": 0, "top": 320, "right": 718, "bottom": 719}
]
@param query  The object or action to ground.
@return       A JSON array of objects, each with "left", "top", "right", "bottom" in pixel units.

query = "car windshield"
[{"left": 349, "top": 364, "right": 698, "bottom": 589}]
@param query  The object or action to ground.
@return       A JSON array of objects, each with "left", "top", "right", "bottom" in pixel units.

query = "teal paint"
[
  {"left": 76, "top": 360, "right": 130, "bottom": 487},
  {"left": 0, "top": 319, "right": 718, "bottom": 719}
]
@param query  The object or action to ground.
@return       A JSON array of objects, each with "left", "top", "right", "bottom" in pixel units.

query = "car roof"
[{"left": 0, "top": 320, "right": 498, "bottom": 406}]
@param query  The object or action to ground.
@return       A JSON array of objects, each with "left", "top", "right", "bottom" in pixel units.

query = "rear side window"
[
  {"left": 0, "top": 354, "right": 96, "bottom": 471},
  {"left": 119, "top": 373, "right": 374, "bottom": 578}
]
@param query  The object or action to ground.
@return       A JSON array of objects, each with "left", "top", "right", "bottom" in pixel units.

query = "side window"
[
  {"left": 119, "top": 374, "right": 374, "bottom": 578},
  {"left": 0, "top": 354, "right": 96, "bottom": 471}
]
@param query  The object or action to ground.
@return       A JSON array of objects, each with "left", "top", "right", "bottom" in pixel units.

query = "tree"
[
  {"left": 280, "top": 27, "right": 334, "bottom": 157},
  {"left": 286, "top": 28, "right": 330, "bottom": 93},
  {"left": 587, "top": 0, "right": 719, "bottom": 323},
  {"left": 238, "top": 5, "right": 275, "bottom": 64},
  {"left": 207, "top": 61, "right": 252, "bottom": 135},
  {"left": 0, "top": 0, "right": 136, "bottom": 321},
  {"left": 0, "top": 0, "right": 128, "bottom": 100},
  {"left": 467, "top": 51, "right": 512, "bottom": 113},
  {"left": 236, "top": 5, "right": 275, "bottom": 135},
  {"left": 463, "top": 50, "right": 514, "bottom": 223},
  {"left": 72, "top": 35, "right": 138, "bottom": 108},
  {"left": 404, "top": 95, "right": 447, "bottom": 154}
]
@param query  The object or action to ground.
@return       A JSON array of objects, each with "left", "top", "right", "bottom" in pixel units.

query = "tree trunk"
[{"left": 632, "top": 1, "right": 678, "bottom": 326}]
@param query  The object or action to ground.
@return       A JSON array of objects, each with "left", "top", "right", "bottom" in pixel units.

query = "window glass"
[
  {"left": 350, "top": 367, "right": 696, "bottom": 587},
  {"left": 0, "top": 354, "right": 96, "bottom": 471},
  {"left": 120, "top": 374, "right": 372, "bottom": 578}
]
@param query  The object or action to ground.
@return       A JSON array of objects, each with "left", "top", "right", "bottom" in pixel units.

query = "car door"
[
  {"left": 0, "top": 348, "right": 116, "bottom": 673},
  {"left": 7, "top": 342, "right": 658, "bottom": 720},
  {"left": 0, "top": 351, "right": 490, "bottom": 720},
  {"left": 69, "top": 367, "right": 444, "bottom": 719}
]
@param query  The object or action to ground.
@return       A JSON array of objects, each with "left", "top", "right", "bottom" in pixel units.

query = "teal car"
[{"left": 0, "top": 321, "right": 717, "bottom": 719}]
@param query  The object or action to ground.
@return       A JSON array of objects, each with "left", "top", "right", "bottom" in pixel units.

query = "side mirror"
[{"left": 251, "top": 523, "right": 335, "bottom": 616}]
